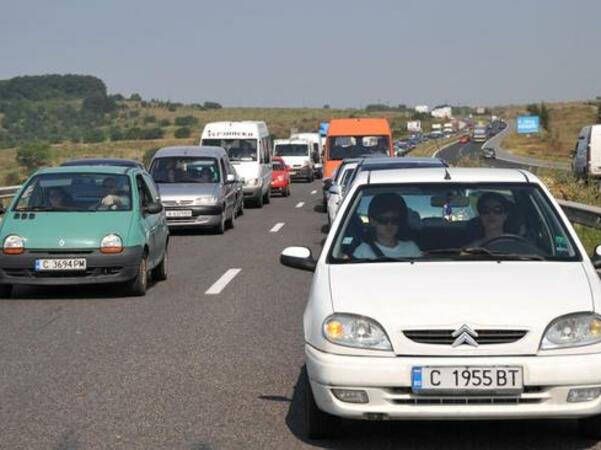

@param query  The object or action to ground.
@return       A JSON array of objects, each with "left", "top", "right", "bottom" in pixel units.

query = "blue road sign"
[
  {"left": 517, "top": 115, "right": 540, "bottom": 134},
  {"left": 319, "top": 122, "right": 329, "bottom": 136}
]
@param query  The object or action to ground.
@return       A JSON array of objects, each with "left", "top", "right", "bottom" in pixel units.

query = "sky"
[{"left": 1, "top": 0, "right": 600, "bottom": 108}]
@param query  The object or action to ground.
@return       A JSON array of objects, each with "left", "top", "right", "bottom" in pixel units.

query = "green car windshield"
[{"left": 14, "top": 173, "right": 132, "bottom": 212}]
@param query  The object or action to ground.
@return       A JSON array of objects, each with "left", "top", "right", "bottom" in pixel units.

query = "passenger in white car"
[{"left": 353, "top": 193, "right": 422, "bottom": 259}]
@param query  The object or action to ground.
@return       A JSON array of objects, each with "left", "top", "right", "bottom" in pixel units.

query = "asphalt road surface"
[{"left": 2, "top": 180, "right": 601, "bottom": 449}]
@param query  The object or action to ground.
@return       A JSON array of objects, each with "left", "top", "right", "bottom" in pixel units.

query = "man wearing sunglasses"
[{"left": 353, "top": 193, "right": 422, "bottom": 260}]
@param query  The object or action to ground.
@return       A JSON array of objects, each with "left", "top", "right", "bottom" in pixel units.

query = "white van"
[
  {"left": 273, "top": 138, "right": 315, "bottom": 182},
  {"left": 572, "top": 125, "right": 601, "bottom": 179},
  {"left": 201, "top": 121, "right": 272, "bottom": 207},
  {"left": 290, "top": 132, "right": 323, "bottom": 178}
]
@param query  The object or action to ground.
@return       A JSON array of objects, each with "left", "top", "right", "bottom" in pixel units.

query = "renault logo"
[
  {"left": 58, "top": 239, "right": 65, "bottom": 247},
  {"left": 451, "top": 324, "right": 479, "bottom": 347}
]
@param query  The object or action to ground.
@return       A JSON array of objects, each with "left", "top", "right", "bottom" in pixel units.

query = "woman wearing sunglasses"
[
  {"left": 474, "top": 192, "right": 512, "bottom": 242},
  {"left": 353, "top": 193, "right": 422, "bottom": 260}
]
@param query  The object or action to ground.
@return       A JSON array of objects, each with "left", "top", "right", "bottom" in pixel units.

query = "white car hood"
[
  {"left": 231, "top": 161, "right": 260, "bottom": 182},
  {"left": 329, "top": 261, "right": 593, "bottom": 356}
]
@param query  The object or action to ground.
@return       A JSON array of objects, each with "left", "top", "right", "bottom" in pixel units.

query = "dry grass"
[{"left": 501, "top": 102, "right": 598, "bottom": 161}]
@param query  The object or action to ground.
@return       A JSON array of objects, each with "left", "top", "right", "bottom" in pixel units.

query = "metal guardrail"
[
  {"left": 0, "top": 185, "right": 601, "bottom": 230},
  {"left": 558, "top": 200, "right": 601, "bottom": 230}
]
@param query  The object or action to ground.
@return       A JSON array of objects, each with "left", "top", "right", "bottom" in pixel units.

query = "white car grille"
[
  {"left": 386, "top": 386, "right": 548, "bottom": 406},
  {"left": 162, "top": 200, "right": 194, "bottom": 206}
]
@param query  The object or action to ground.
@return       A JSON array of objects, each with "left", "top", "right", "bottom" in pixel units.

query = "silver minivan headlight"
[
  {"left": 323, "top": 314, "right": 392, "bottom": 351},
  {"left": 541, "top": 313, "right": 601, "bottom": 349},
  {"left": 195, "top": 196, "right": 218, "bottom": 205}
]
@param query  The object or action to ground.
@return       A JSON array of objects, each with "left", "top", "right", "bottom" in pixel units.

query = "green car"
[{"left": 0, "top": 165, "right": 169, "bottom": 298}]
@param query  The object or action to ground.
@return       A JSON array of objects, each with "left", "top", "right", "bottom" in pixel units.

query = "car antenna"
[{"left": 444, "top": 167, "right": 452, "bottom": 180}]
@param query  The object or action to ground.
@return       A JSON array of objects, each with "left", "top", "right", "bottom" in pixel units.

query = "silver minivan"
[
  {"left": 572, "top": 124, "right": 601, "bottom": 179},
  {"left": 149, "top": 146, "right": 242, "bottom": 233}
]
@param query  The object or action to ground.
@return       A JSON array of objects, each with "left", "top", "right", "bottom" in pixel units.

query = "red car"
[
  {"left": 271, "top": 157, "right": 291, "bottom": 197},
  {"left": 459, "top": 134, "right": 470, "bottom": 144}
]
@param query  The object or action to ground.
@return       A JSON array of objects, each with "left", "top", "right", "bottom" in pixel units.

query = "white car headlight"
[
  {"left": 541, "top": 313, "right": 601, "bottom": 349},
  {"left": 246, "top": 178, "right": 261, "bottom": 187},
  {"left": 3, "top": 235, "right": 25, "bottom": 255},
  {"left": 100, "top": 233, "right": 123, "bottom": 254},
  {"left": 323, "top": 314, "right": 392, "bottom": 351},
  {"left": 195, "top": 196, "right": 218, "bottom": 205}
]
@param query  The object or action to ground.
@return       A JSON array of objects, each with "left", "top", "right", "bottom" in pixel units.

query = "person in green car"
[{"left": 98, "top": 176, "right": 130, "bottom": 210}]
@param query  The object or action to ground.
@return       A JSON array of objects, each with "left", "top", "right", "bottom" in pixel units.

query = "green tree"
[
  {"left": 158, "top": 119, "right": 171, "bottom": 127},
  {"left": 129, "top": 93, "right": 142, "bottom": 101},
  {"left": 82, "top": 128, "right": 106, "bottom": 143},
  {"left": 16, "top": 141, "right": 50, "bottom": 172},
  {"left": 203, "top": 101, "right": 222, "bottom": 109},
  {"left": 175, "top": 115, "right": 198, "bottom": 126},
  {"left": 174, "top": 127, "right": 191, "bottom": 138},
  {"left": 539, "top": 102, "right": 550, "bottom": 131}
]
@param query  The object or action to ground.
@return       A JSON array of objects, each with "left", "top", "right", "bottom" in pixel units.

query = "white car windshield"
[
  {"left": 202, "top": 139, "right": 258, "bottom": 162},
  {"left": 274, "top": 144, "right": 309, "bottom": 157},
  {"left": 329, "top": 183, "right": 580, "bottom": 263}
]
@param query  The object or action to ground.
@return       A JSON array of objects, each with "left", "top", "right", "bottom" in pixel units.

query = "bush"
[
  {"left": 82, "top": 128, "right": 106, "bottom": 143},
  {"left": 175, "top": 115, "right": 198, "bottom": 127},
  {"left": 129, "top": 93, "right": 142, "bottom": 101},
  {"left": 203, "top": 101, "right": 222, "bottom": 110},
  {"left": 109, "top": 127, "right": 125, "bottom": 141},
  {"left": 16, "top": 141, "right": 50, "bottom": 172},
  {"left": 140, "top": 127, "right": 164, "bottom": 140},
  {"left": 82, "top": 93, "right": 117, "bottom": 115},
  {"left": 143, "top": 147, "right": 160, "bottom": 167},
  {"left": 143, "top": 114, "right": 157, "bottom": 124},
  {"left": 125, "top": 127, "right": 141, "bottom": 140},
  {"left": 158, "top": 119, "right": 171, "bottom": 127},
  {"left": 174, "top": 127, "right": 191, "bottom": 138}
]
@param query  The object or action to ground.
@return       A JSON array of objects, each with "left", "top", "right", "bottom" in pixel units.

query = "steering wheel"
[{"left": 478, "top": 234, "right": 531, "bottom": 247}]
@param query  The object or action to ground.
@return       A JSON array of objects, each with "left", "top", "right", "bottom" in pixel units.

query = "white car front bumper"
[{"left": 306, "top": 344, "right": 601, "bottom": 420}]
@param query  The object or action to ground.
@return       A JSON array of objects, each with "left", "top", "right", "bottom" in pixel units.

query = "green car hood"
[{"left": 0, "top": 212, "right": 133, "bottom": 250}]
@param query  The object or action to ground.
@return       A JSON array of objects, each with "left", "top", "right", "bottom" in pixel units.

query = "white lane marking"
[
  {"left": 310, "top": 190, "right": 317, "bottom": 195},
  {"left": 205, "top": 268, "right": 241, "bottom": 295},
  {"left": 270, "top": 222, "right": 285, "bottom": 233},
  {"left": 295, "top": 202, "right": 305, "bottom": 208}
]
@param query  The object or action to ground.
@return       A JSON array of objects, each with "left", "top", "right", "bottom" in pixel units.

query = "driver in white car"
[{"left": 474, "top": 192, "right": 511, "bottom": 242}]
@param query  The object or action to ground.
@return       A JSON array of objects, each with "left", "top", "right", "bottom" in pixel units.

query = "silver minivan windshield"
[
  {"left": 274, "top": 144, "right": 309, "bottom": 157},
  {"left": 150, "top": 157, "right": 221, "bottom": 184},
  {"left": 329, "top": 183, "right": 580, "bottom": 263}
]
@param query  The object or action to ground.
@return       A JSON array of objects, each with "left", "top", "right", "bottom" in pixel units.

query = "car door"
[
  {"left": 219, "top": 157, "right": 233, "bottom": 217},
  {"left": 136, "top": 174, "right": 160, "bottom": 266},
  {"left": 575, "top": 127, "right": 591, "bottom": 176},
  {"left": 260, "top": 136, "right": 272, "bottom": 195},
  {"left": 143, "top": 173, "right": 168, "bottom": 255}
]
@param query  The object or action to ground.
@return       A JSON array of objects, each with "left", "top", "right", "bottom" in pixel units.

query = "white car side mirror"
[{"left": 280, "top": 246, "right": 316, "bottom": 272}]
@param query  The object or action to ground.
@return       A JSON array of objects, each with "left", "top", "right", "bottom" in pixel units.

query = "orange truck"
[{"left": 323, "top": 118, "right": 394, "bottom": 178}]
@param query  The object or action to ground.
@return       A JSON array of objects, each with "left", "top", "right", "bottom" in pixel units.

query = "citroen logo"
[
  {"left": 58, "top": 239, "right": 65, "bottom": 247},
  {"left": 451, "top": 324, "right": 479, "bottom": 347}
]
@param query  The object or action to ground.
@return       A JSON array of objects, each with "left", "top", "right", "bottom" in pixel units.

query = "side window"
[
  {"left": 143, "top": 174, "right": 160, "bottom": 202},
  {"left": 219, "top": 158, "right": 228, "bottom": 181},
  {"left": 136, "top": 175, "right": 154, "bottom": 210}
]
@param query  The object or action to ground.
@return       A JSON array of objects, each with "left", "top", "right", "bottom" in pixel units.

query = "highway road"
[{"left": 2, "top": 180, "right": 601, "bottom": 449}]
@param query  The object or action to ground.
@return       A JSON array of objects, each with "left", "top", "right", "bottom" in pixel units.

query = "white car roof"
[
  {"left": 274, "top": 139, "right": 310, "bottom": 145},
  {"left": 356, "top": 167, "right": 537, "bottom": 185}
]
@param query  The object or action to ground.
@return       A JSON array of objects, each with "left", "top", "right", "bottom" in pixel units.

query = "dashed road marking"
[
  {"left": 205, "top": 268, "right": 241, "bottom": 295},
  {"left": 310, "top": 190, "right": 317, "bottom": 195},
  {"left": 270, "top": 222, "right": 286, "bottom": 233},
  {"left": 295, "top": 202, "right": 305, "bottom": 208}
]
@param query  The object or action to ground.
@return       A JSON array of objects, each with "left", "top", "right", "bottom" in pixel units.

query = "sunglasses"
[
  {"left": 480, "top": 206, "right": 505, "bottom": 215},
  {"left": 374, "top": 215, "right": 400, "bottom": 225}
]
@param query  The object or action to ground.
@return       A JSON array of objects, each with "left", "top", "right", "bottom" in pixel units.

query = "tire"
[
  {"left": 215, "top": 213, "right": 226, "bottom": 234},
  {"left": 256, "top": 192, "right": 264, "bottom": 208},
  {"left": 304, "top": 371, "right": 339, "bottom": 440},
  {"left": 226, "top": 207, "right": 236, "bottom": 229},
  {"left": 283, "top": 186, "right": 290, "bottom": 197},
  {"left": 128, "top": 255, "right": 148, "bottom": 296},
  {"left": 237, "top": 197, "right": 244, "bottom": 216},
  {"left": 580, "top": 415, "right": 601, "bottom": 439},
  {"left": 151, "top": 246, "right": 168, "bottom": 282},
  {"left": 0, "top": 284, "right": 12, "bottom": 299},
  {"left": 263, "top": 190, "right": 271, "bottom": 205}
]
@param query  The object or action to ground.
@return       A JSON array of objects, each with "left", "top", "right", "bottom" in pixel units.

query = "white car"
[
  {"left": 327, "top": 161, "right": 358, "bottom": 225},
  {"left": 281, "top": 167, "right": 601, "bottom": 440}
]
